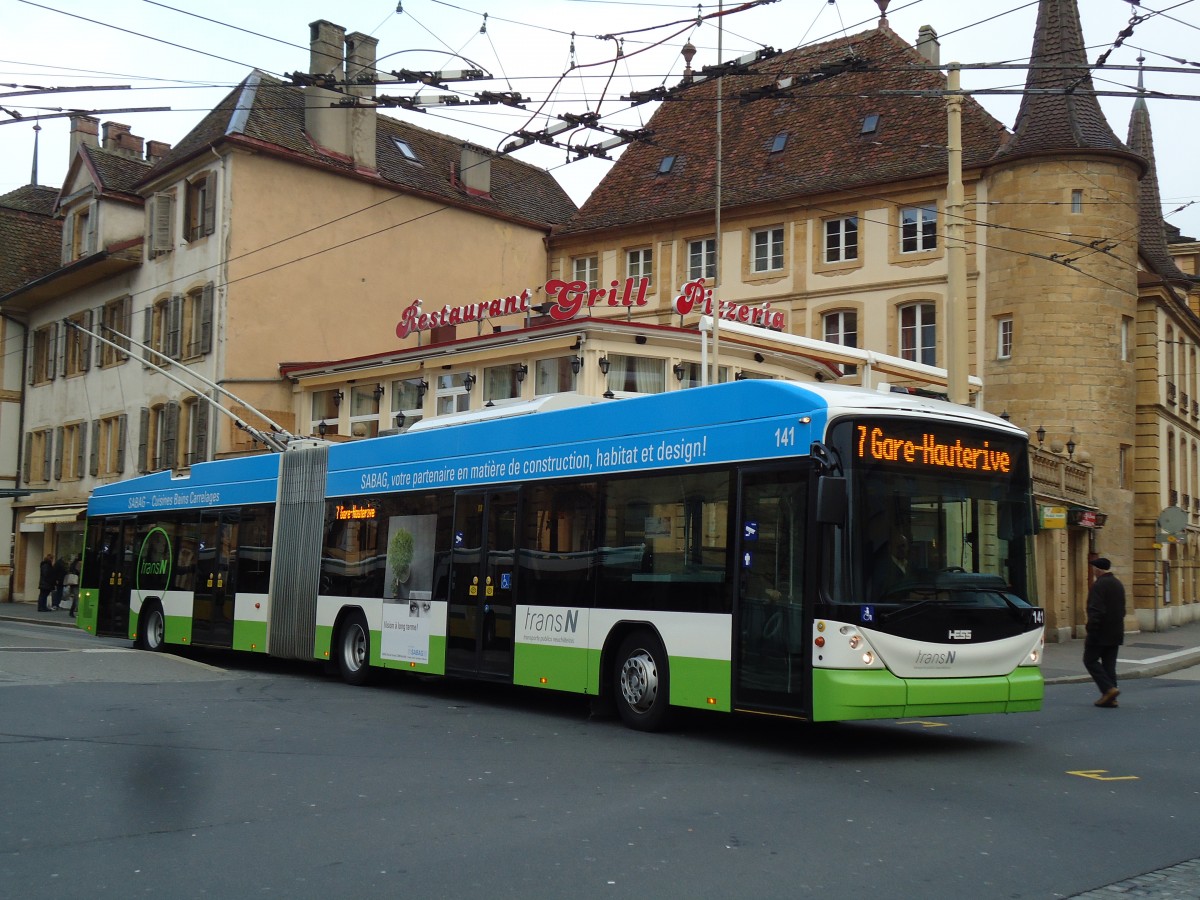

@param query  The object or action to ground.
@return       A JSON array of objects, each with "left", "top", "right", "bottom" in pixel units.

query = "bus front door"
[
  {"left": 734, "top": 468, "right": 811, "bottom": 716},
  {"left": 191, "top": 514, "right": 236, "bottom": 648},
  {"left": 95, "top": 519, "right": 136, "bottom": 638},
  {"left": 445, "top": 489, "right": 518, "bottom": 679}
]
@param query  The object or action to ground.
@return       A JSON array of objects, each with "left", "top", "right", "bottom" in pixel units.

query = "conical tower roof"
[
  {"left": 1127, "top": 66, "right": 1191, "bottom": 286},
  {"left": 995, "top": 0, "right": 1134, "bottom": 162}
]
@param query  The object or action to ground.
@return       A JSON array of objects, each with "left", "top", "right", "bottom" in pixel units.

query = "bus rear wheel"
[
  {"left": 136, "top": 603, "right": 165, "bottom": 652},
  {"left": 614, "top": 631, "right": 671, "bottom": 732},
  {"left": 336, "top": 611, "right": 374, "bottom": 686}
]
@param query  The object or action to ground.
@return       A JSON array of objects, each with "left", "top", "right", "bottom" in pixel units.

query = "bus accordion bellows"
[{"left": 78, "top": 380, "right": 1044, "bottom": 730}]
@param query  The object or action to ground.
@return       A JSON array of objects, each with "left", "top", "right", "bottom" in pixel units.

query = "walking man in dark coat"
[{"left": 1083, "top": 556, "right": 1126, "bottom": 708}]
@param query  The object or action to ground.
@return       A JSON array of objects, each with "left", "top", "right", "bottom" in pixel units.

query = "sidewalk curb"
[{"left": 1045, "top": 648, "right": 1200, "bottom": 685}]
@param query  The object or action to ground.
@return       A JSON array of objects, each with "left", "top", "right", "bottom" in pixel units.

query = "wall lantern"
[
  {"left": 735, "top": 371, "right": 746, "bottom": 381},
  {"left": 416, "top": 379, "right": 429, "bottom": 403},
  {"left": 318, "top": 421, "right": 328, "bottom": 437},
  {"left": 373, "top": 384, "right": 385, "bottom": 401},
  {"left": 673, "top": 362, "right": 686, "bottom": 382},
  {"left": 515, "top": 363, "right": 528, "bottom": 383},
  {"left": 394, "top": 412, "right": 406, "bottom": 429},
  {"left": 1036, "top": 425, "right": 1046, "bottom": 447},
  {"left": 598, "top": 356, "right": 610, "bottom": 375},
  {"left": 570, "top": 356, "right": 582, "bottom": 375},
  {"left": 332, "top": 389, "right": 344, "bottom": 408},
  {"left": 1066, "top": 437, "right": 1076, "bottom": 460},
  {"left": 463, "top": 373, "right": 476, "bottom": 392}
]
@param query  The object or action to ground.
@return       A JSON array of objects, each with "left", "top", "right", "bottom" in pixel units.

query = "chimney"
[
  {"left": 916, "top": 25, "right": 940, "bottom": 66},
  {"left": 145, "top": 140, "right": 171, "bottom": 163},
  {"left": 69, "top": 115, "right": 100, "bottom": 159},
  {"left": 305, "top": 20, "right": 348, "bottom": 156},
  {"left": 116, "top": 130, "right": 145, "bottom": 158},
  {"left": 102, "top": 122, "right": 131, "bottom": 152},
  {"left": 459, "top": 144, "right": 492, "bottom": 197},
  {"left": 346, "top": 31, "right": 378, "bottom": 171}
]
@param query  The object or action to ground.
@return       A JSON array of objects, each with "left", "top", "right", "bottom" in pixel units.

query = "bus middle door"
[
  {"left": 445, "top": 489, "right": 518, "bottom": 679},
  {"left": 94, "top": 518, "right": 137, "bottom": 638},
  {"left": 192, "top": 514, "right": 236, "bottom": 648}
]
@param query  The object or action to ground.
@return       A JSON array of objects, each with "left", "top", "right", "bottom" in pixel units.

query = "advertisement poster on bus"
[{"left": 380, "top": 513, "right": 437, "bottom": 664}]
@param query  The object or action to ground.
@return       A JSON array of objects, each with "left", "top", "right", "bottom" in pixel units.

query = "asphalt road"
[{"left": 2, "top": 619, "right": 1198, "bottom": 899}]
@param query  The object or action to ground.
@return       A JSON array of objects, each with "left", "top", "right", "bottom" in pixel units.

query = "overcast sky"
[{"left": 3, "top": 0, "right": 1197, "bottom": 238}]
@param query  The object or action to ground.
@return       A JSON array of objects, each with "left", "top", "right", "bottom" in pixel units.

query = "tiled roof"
[
  {"left": 83, "top": 144, "right": 153, "bottom": 195},
  {"left": 0, "top": 184, "right": 58, "bottom": 215},
  {"left": 994, "top": 0, "right": 1130, "bottom": 161},
  {"left": 0, "top": 194, "right": 61, "bottom": 297},
  {"left": 143, "top": 73, "right": 576, "bottom": 229},
  {"left": 1127, "top": 96, "right": 1191, "bottom": 285},
  {"left": 558, "top": 26, "right": 1008, "bottom": 236}
]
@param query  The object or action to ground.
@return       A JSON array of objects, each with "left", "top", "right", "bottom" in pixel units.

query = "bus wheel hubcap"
[
  {"left": 620, "top": 650, "right": 658, "bottom": 712},
  {"left": 346, "top": 627, "right": 366, "bottom": 669}
]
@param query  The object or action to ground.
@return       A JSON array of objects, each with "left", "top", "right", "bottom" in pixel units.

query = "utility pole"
[
  {"left": 945, "top": 63, "right": 969, "bottom": 405},
  {"left": 711, "top": 0, "right": 724, "bottom": 387}
]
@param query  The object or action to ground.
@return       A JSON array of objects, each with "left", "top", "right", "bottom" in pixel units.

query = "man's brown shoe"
[{"left": 1095, "top": 687, "right": 1120, "bottom": 707}]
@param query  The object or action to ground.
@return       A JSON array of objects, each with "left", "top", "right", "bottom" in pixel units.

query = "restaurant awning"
[{"left": 23, "top": 506, "right": 87, "bottom": 525}]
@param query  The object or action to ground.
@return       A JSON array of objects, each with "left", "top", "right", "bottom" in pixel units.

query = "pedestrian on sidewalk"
[
  {"left": 1083, "top": 556, "right": 1126, "bottom": 708},
  {"left": 51, "top": 555, "right": 68, "bottom": 610},
  {"left": 65, "top": 555, "right": 80, "bottom": 616},
  {"left": 36, "top": 553, "right": 54, "bottom": 611}
]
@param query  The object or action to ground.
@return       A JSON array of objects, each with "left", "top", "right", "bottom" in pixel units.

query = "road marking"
[
  {"left": 897, "top": 720, "right": 948, "bottom": 728},
  {"left": 1118, "top": 647, "right": 1200, "bottom": 665},
  {"left": 1067, "top": 769, "right": 1139, "bottom": 782}
]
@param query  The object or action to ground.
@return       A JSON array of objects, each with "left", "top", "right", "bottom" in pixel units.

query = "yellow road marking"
[
  {"left": 1067, "top": 770, "right": 1139, "bottom": 782},
  {"left": 897, "top": 720, "right": 949, "bottom": 728}
]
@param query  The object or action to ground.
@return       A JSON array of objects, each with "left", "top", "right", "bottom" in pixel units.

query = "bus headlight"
[
  {"left": 862, "top": 651, "right": 875, "bottom": 665},
  {"left": 848, "top": 635, "right": 862, "bottom": 650}
]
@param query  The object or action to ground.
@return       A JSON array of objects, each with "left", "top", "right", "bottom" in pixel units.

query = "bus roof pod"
[{"left": 405, "top": 392, "right": 606, "bottom": 433}]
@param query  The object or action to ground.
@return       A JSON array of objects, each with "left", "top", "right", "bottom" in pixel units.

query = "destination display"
[{"left": 852, "top": 421, "right": 1017, "bottom": 476}]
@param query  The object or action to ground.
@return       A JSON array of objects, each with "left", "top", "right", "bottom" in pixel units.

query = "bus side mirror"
[{"left": 816, "top": 476, "right": 847, "bottom": 525}]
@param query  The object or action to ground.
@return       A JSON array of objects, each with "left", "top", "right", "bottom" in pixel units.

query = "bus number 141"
[{"left": 775, "top": 426, "right": 795, "bottom": 448}]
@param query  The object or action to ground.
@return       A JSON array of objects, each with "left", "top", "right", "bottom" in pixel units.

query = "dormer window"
[{"left": 394, "top": 139, "right": 419, "bottom": 162}]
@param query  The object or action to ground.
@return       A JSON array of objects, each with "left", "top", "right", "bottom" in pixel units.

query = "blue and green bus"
[{"left": 78, "top": 380, "right": 1044, "bottom": 730}]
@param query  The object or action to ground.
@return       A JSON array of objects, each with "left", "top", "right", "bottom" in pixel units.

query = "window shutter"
[
  {"left": 84, "top": 203, "right": 97, "bottom": 255},
  {"left": 116, "top": 414, "right": 128, "bottom": 473},
  {"left": 150, "top": 192, "right": 173, "bottom": 257},
  {"left": 54, "top": 426, "right": 64, "bottom": 481},
  {"left": 137, "top": 407, "right": 150, "bottom": 473},
  {"left": 92, "top": 306, "right": 103, "bottom": 367},
  {"left": 57, "top": 320, "right": 67, "bottom": 378},
  {"left": 22, "top": 432, "right": 32, "bottom": 484},
  {"left": 167, "top": 295, "right": 183, "bottom": 359},
  {"left": 60, "top": 212, "right": 73, "bottom": 264},
  {"left": 118, "top": 296, "right": 132, "bottom": 360},
  {"left": 199, "top": 283, "right": 215, "bottom": 354},
  {"left": 76, "top": 424, "right": 86, "bottom": 480},
  {"left": 142, "top": 305, "right": 154, "bottom": 366},
  {"left": 202, "top": 171, "right": 217, "bottom": 237},
  {"left": 90, "top": 420, "right": 100, "bottom": 477},
  {"left": 194, "top": 401, "right": 210, "bottom": 463},
  {"left": 164, "top": 401, "right": 180, "bottom": 469},
  {"left": 43, "top": 430, "right": 53, "bottom": 482},
  {"left": 25, "top": 329, "right": 34, "bottom": 386},
  {"left": 48, "top": 323, "right": 58, "bottom": 382},
  {"left": 81, "top": 309, "right": 93, "bottom": 373}
]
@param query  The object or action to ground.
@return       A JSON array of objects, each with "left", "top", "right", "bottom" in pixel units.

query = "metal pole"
[
  {"left": 945, "top": 63, "right": 969, "bottom": 405},
  {"left": 711, "top": 0, "right": 723, "bottom": 386}
]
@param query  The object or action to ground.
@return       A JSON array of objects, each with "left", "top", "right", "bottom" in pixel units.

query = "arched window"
[
  {"left": 899, "top": 302, "right": 936, "bottom": 366},
  {"left": 823, "top": 310, "right": 859, "bottom": 376}
]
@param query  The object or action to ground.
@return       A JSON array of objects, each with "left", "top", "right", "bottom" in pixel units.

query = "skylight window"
[
  {"left": 770, "top": 133, "right": 788, "bottom": 153},
  {"left": 861, "top": 114, "right": 880, "bottom": 135},
  {"left": 658, "top": 155, "right": 676, "bottom": 174},
  {"left": 394, "top": 139, "right": 419, "bottom": 162}
]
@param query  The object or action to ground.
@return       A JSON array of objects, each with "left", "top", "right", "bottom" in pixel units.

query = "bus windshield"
[{"left": 827, "top": 417, "right": 1035, "bottom": 607}]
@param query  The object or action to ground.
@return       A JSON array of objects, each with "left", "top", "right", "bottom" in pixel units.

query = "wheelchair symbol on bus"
[{"left": 861, "top": 605, "right": 875, "bottom": 624}]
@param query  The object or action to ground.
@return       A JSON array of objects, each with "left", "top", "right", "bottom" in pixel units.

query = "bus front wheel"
[
  {"left": 336, "top": 611, "right": 374, "bottom": 686},
  {"left": 135, "top": 603, "right": 165, "bottom": 652},
  {"left": 614, "top": 631, "right": 672, "bottom": 731}
]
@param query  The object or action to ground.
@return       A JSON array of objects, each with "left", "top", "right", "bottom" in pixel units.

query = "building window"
[
  {"left": 573, "top": 256, "right": 598, "bottom": 290},
  {"left": 823, "top": 310, "right": 859, "bottom": 376},
  {"left": 180, "top": 397, "right": 210, "bottom": 467},
  {"left": 148, "top": 191, "right": 175, "bottom": 257},
  {"left": 312, "top": 389, "right": 341, "bottom": 437},
  {"left": 900, "top": 204, "right": 937, "bottom": 253},
  {"left": 1121, "top": 316, "right": 1133, "bottom": 362},
  {"left": 627, "top": 247, "right": 653, "bottom": 283},
  {"left": 436, "top": 373, "right": 473, "bottom": 415},
  {"left": 348, "top": 385, "right": 381, "bottom": 439},
  {"left": 657, "top": 155, "right": 675, "bottom": 174},
  {"left": 390, "top": 377, "right": 427, "bottom": 430},
  {"left": 688, "top": 238, "right": 716, "bottom": 280},
  {"left": 101, "top": 295, "right": 132, "bottom": 367},
  {"left": 751, "top": 226, "right": 785, "bottom": 273},
  {"left": 183, "top": 284, "right": 215, "bottom": 358},
  {"left": 146, "top": 296, "right": 172, "bottom": 361},
  {"left": 535, "top": 356, "right": 579, "bottom": 396},
  {"left": 139, "top": 403, "right": 177, "bottom": 473},
  {"left": 1071, "top": 189, "right": 1083, "bottom": 214},
  {"left": 393, "top": 139, "right": 419, "bottom": 162},
  {"left": 186, "top": 171, "right": 217, "bottom": 242},
  {"left": 24, "top": 428, "right": 53, "bottom": 484},
  {"left": 899, "top": 302, "right": 937, "bottom": 366},
  {"left": 30, "top": 323, "right": 57, "bottom": 385},
  {"left": 676, "top": 362, "right": 729, "bottom": 388},
  {"left": 91, "top": 414, "right": 128, "bottom": 478},
  {"left": 483, "top": 364, "right": 522, "bottom": 404},
  {"left": 998, "top": 316, "right": 1014, "bottom": 360},
  {"left": 56, "top": 422, "right": 86, "bottom": 481},
  {"left": 823, "top": 217, "right": 858, "bottom": 263},
  {"left": 603, "top": 354, "right": 665, "bottom": 395},
  {"left": 64, "top": 311, "right": 92, "bottom": 376},
  {"left": 63, "top": 202, "right": 96, "bottom": 263}
]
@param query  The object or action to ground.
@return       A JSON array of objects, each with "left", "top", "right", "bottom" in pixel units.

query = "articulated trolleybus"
[{"left": 78, "top": 381, "right": 1044, "bottom": 730}]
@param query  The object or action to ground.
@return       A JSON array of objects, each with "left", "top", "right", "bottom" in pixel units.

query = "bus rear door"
[
  {"left": 94, "top": 518, "right": 136, "bottom": 638},
  {"left": 446, "top": 489, "right": 518, "bottom": 679}
]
